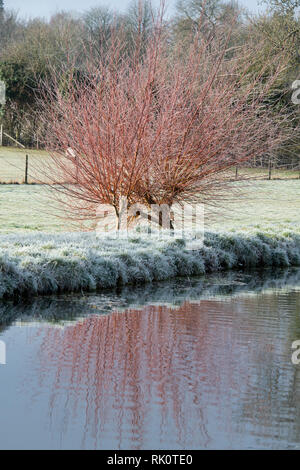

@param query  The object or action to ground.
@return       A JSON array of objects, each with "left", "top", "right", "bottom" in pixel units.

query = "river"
[{"left": 0, "top": 269, "right": 299, "bottom": 449}]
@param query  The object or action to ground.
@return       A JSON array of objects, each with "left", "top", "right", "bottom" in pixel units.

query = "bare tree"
[{"left": 36, "top": 3, "right": 291, "bottom": 230}]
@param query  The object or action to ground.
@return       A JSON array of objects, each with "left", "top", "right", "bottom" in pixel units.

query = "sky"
[{"left": 5, "top": 0, "right": 265, "bottom": 20}]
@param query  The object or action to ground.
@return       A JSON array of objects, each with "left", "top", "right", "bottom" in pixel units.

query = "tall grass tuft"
[{"left": 0, "top": 229, "right": 300, "bottom": 300}]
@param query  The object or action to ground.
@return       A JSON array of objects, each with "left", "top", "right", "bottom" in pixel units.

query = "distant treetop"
[{"left": 261, "top": 0, "right": 300, "bottom": 14}]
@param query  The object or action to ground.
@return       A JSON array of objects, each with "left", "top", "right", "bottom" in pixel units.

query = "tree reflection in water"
[
  {"left": 29, "top": 287, "right": 300, "bottom": 449},
  {"left": 1, "top": 269, "right": 300, "bottom": 449}
]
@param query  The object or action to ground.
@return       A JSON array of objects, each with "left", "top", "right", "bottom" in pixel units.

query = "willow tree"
[{"left": 36, "top": 2, "right": 291, "bottom": 230}]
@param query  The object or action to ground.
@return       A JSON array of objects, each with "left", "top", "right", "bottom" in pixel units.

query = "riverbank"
[
  {"left": 1, "top": 229, "right": 300, "bottom": 300},
  {"left": 1, "top": 267, "right": 299, "bottom": 327}
]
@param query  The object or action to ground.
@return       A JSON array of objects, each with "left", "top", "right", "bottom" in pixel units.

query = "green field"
[
  {"left": 0, "top": 179, "right": 299, "bottom": 233},
  {"left": 0, "top": 147, "right": 299, "bottom": 184},
  {"left": 233, "top": 166, "right": 300, "bottom": 180},
  {"left": 0, "top": 147, "right": 50, "bottom": 183},
  {"left": 0, "top": 185, "right": 64, "bottom": 232},
  {"left": 0, "top": 146, "right": 299, "bottom": 234},
  {"left": 210, "top": 179, "right": 300, "bottom": 233}
]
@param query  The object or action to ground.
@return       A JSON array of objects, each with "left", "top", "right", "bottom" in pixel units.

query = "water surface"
[{"left": 0, "top": 269, "right": 300, "bottom": 450}]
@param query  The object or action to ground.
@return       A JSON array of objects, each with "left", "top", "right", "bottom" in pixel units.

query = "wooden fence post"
[
  {"left": 0, "top": 125, "right": 2, "bottom": 147},
  {"left": 25, "top": 155, "right": 28, "bottom": 184},
  {"left": 268, "top": 158, "right": 272, "bottom": 180},
  {"left": 235, "top": 166, "right": 238, "bottom": 180}
]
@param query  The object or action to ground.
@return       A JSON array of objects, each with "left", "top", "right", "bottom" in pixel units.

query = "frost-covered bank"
[
  {"left": 0, "top": 229, "right": 300, "bottom": 300},
  {"left": 1, "top": 268, "right": 300, "bottom": 326}
]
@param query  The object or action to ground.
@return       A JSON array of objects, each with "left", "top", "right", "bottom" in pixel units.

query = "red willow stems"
[{"left": 35, "top": 4, "right": 291, "bottom": 230}]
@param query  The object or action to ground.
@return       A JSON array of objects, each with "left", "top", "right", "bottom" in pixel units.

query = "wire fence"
[
  {"left": 0, "top": 150, "right": 51, "bottom": 184},
  {"left": 0, "top": 145, "right": 300, "bottom": 184},
  {"left": 235, "top": 161, "right": 300, "bottom": 180}
]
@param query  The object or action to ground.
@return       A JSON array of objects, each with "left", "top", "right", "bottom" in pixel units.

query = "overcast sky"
[{"left": 5, "top": 0, "right": 265, "bottom": 20}]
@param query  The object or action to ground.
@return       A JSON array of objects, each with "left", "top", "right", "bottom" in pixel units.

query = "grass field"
[
  {"left": 0, "top": 179, "right": 299, "bottom": 233},
  {"left": 0, "top": 146, "right": 299, "bottom": 233},
  {"left": 234, "top": 166, "right": 300, "bottom": 180},
  {"left": 0, "top": 147, "right": 299, "bottom": 184},
  {"left": 0, "top": 147, "right": 50, "bottom": 183},
  {"left": 210, "top": 180, "right": 300, "bottom": 233}
]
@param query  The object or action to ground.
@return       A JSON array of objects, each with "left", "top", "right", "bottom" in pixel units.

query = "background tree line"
[{"left": 0, "top": 0, "right": 300, "bottom": 169}]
